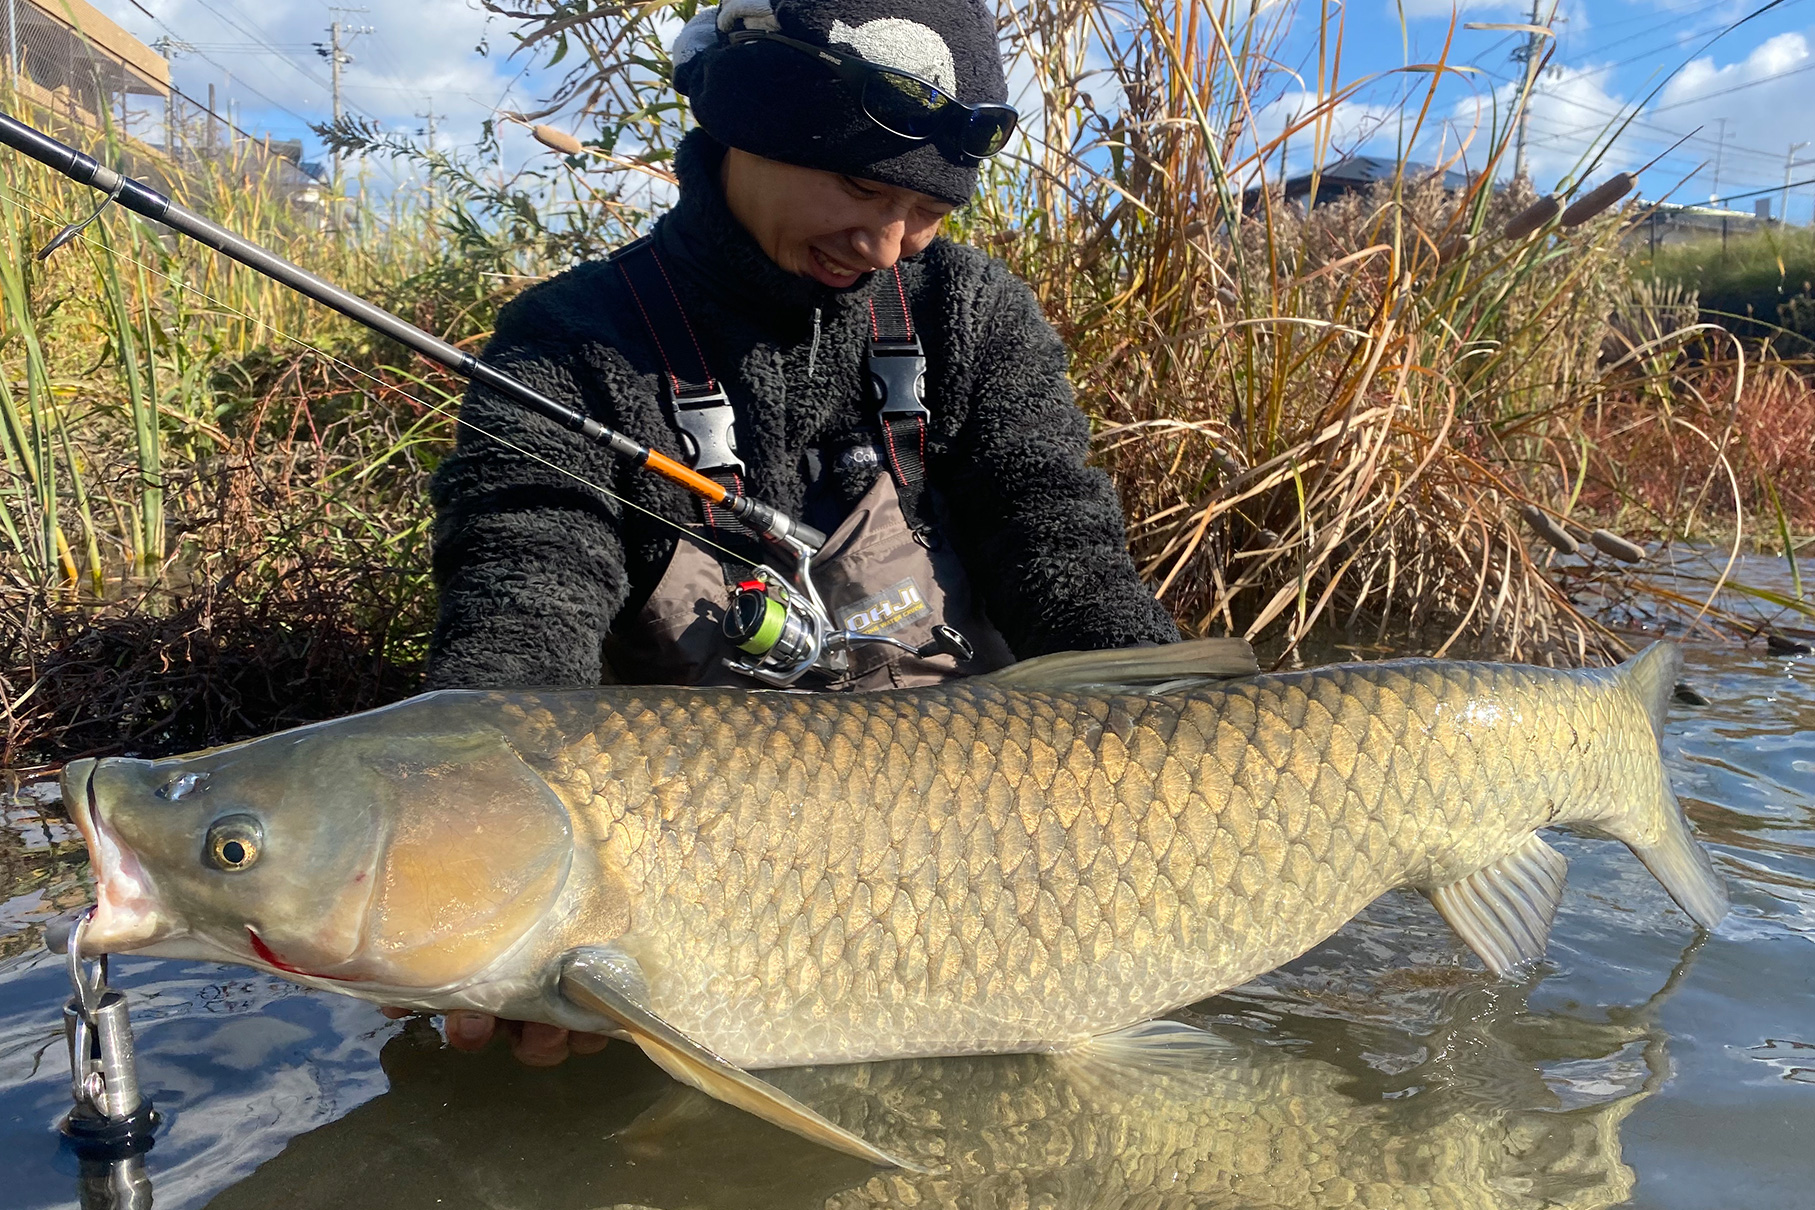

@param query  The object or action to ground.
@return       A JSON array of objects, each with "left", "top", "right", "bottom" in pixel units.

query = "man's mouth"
[{"left": 809, "top": 246, "right": 869, "bottom": 285}]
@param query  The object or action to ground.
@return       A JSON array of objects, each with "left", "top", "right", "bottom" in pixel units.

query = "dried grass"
[{"left": 6, "top": 1, "right": 1815, "bottom": 769}]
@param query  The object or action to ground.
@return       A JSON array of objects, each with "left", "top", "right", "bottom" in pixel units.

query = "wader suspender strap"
[
  {"left": 618, "top": 236, "right": 931, "bottom": 541},
  {"left": 866, "top": 272, "right": 934, "bottom": 533},
  {"left": 614, "top": 237, "right": 749, "bottom": 535}
]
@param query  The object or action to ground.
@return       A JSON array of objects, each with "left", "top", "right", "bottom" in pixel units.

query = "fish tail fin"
[
  {"left": 1609, "top": 642, "right": 1728, "bottom": 929},
  {"left": 1631, "top": 808, "right": 1728, "bottom": 929}
]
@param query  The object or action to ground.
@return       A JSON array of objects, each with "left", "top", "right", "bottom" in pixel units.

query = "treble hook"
[{"left": 36, "top": 177, "right": 127, "bottom": 261}]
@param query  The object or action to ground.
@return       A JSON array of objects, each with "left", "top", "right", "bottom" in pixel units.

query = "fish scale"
[{"left": 469, "top": 658, "right": 1666, "bottom": 1068}]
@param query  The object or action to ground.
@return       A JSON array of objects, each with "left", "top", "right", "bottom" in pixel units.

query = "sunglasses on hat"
[{"left": 727, "top": 29, "right": 1018, "bottom": 161}]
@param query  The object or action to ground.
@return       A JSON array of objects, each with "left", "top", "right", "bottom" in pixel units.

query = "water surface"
[{"left": 1, "top": 632, "right": 1809, "bottom": 1208}]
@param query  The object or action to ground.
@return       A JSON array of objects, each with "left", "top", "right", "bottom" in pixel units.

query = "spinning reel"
[{"left": 720, "top": 557, "right": 974, "bottom": 688}]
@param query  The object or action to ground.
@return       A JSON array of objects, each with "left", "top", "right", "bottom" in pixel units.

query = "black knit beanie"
[{"left": 671, "top": 0, "right": 1009, "bottom": 205}]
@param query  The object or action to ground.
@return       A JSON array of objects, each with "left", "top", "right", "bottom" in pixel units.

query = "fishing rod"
[
  {"left": 0, "top": 110, "right": 824, "bottom": 558},
  {"left": 0, "top": 111, "right": 975, "bottom": 686}
]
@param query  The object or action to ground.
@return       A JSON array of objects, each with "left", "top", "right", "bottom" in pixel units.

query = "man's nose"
[{"left": 849, "top": 216, "right": 909, "bottom": 270}]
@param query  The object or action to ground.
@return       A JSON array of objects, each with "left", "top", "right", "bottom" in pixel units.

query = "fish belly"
[{"left": 509, "top": 659, "right": 1654, "bottom": 1066}]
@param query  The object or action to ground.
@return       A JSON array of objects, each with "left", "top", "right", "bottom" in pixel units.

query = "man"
[{"left": 416, "top": 0, "right": 1178, "bottom": 1061}]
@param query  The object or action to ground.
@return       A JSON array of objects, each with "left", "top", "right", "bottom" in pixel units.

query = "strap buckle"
[
  {"left": 867, "top": 340, "right": 930, "bottom": 421},
  {"left": 672, "top": 386, "right": 746, "bottom": 476}
]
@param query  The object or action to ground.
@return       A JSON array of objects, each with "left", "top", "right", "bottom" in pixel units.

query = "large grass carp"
[{"left": 62, "top": 639, "right": 1726, "bottom": 1167}]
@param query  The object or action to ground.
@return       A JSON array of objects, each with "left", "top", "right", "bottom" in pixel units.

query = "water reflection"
[{"left": 194, "top": 954, "right": 1693, "bottom": 1210}]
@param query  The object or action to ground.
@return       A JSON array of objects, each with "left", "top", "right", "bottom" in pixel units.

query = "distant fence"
[{"left": 1, "top": 0, "right": 322, "bottom": 200}]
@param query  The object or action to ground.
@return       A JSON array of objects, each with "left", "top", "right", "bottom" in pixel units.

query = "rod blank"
[{"left": 0, "top": 111, "right": 824, "bottom": 552}]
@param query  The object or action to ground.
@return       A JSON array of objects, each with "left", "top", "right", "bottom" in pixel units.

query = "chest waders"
[{"left": 606, "top": 239, "right": 1012, "bottom": 689}]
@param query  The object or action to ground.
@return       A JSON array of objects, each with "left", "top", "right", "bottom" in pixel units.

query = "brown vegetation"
[{"left": 3, "top": 2, "right": 1813, "bottom": 770}]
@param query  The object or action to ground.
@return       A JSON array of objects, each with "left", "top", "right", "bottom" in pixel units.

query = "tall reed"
[
  {"left": 482, "top": 0, "right": 1809, "bottom": 662},
  {"left": 5, "top": 0, "right": 1812, "bottom": 766}
]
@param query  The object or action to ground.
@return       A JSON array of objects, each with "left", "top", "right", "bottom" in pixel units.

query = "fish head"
[{"left": 64, "top": 699, "right": 575, "bottom": 996}]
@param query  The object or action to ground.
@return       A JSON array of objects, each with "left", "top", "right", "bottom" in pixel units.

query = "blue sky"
[
  {"left": 1283, "top": 0, "right": 1815, "bottom": 218},
  {"left": 87, "top": 0, "right": 1815, "bottom": 222}
]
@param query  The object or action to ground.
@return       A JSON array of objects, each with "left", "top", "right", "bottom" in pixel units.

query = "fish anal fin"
[
  {"left": 986, "top": 638, "right": 1258, "bottom": 695},
  {"left": 558, "top": 947, "right": 919, "bottom": 1172},
  {"left": 1423, "top": 833, "right": 1568, "bottom": 977}
]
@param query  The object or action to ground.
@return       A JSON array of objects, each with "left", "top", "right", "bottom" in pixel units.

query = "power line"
[
  {"left": 1563, "top": 0, "right": 1806, "bottom": 74},
  {"left": 124, "top": 0, "right": 316, "bottom": 128},
  {"left": 186, "top": 0, "right": 384, "bottom": 124},
  {"left": 1648, "top": 55, "right": 1815, "bottom": 114},
  {"left": 1477, "top": 63, "right": 1792, "bottom": 166}
]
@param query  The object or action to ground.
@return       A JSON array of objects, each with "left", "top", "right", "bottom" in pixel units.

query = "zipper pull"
[{"left": 808, "top": 307, "right": 822, "bottom": 379}]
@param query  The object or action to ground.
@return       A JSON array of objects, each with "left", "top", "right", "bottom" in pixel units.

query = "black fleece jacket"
[{"left": 424, "top": 132, "right": 1177, "bottom": 689}]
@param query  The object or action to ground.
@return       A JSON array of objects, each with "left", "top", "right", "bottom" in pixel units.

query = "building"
[
  {"left": 1630, "top": 201, "right": 1776, "bottom": 252},
  {"left": 1, "top": 0, "right": 169, "bottom": 133}
]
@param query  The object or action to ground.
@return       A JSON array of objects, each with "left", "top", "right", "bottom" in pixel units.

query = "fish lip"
[{"left": 67, "top": 760, "right": 177, "bottom": 953}]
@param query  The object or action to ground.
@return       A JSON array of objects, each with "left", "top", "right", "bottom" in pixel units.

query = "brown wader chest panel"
[{"left": 607, "top": 472, "right": 1011, "bottom": 689}]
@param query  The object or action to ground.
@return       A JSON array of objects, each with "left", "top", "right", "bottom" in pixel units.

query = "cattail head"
[
  {"left": 1589, "top": 527, "right": 1646, "bottom": 562},
  {"left": 532, "top": 125, "right": 585, "bottom": 156},
  {"left": 1561, "top": 173, "right": 1637, "bottom": 227},
  {"left": 1437, "top": 232, "right": 1473, "bottom": 267},
  {"left": 1503, "top": 195, "right": 1561, "bottom": 241},
  {"left": 1520, "top": 503, "right": 1579, "bottom": 554}
]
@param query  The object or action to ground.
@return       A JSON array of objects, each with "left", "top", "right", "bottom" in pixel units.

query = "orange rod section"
[{"left": 644, "top": 449, "right": 734, "bottom": 505}]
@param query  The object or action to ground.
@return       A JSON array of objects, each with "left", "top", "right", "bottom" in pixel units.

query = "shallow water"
[{"left": 1, "top": 629, "right": 1810, "bottom": 1208}]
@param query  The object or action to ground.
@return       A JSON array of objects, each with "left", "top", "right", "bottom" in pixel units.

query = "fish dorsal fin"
[
  {"left": 985, "top": 638, "right": 1258, "bottom": 695},
  {"left": 1423, "top": 833, "right": 1569, "bottom": 976},
  {"left": 1618, "top": 641, "right": 1682, "bottom": 741},
  {"left": 558, "top": 946, "right": 918, "bottom": 1171}
]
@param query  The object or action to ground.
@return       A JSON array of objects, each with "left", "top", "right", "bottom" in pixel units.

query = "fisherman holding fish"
[
  {"left": 14, "top": 0, "right": 1731, "bottom": 1170},
  {"left": 419, "top": 0, "right": 1178, "bottom": 1060}
]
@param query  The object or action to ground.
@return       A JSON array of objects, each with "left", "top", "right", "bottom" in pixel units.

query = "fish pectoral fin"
[
  {"left": 1072, "top": 1018, "right": 1236, "bottom": 1068},
  {"left": 1423, "top": 832, "right": 1569, "bottom": 977},
  {"left": 557, "top": 947, "right": 919, "bottom": 1172},
  {"left": 985, "top": 637, "right": 1259, "bottom": 694}
]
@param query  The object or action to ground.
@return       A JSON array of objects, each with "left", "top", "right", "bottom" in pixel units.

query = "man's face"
[{"left": 721, "top": 148, "right": 958, "bottom": 288}]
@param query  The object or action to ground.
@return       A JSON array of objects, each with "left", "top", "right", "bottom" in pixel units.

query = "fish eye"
[{"left": 204, "top": 815, "right": 263, "bottom": 873}]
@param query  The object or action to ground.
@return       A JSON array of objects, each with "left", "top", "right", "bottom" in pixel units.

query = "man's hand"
[{"left": 380, "top": 1007, "right": 611, "bottom": 1067}]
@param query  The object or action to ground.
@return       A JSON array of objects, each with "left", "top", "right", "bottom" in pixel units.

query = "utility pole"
[
  {"left": 416, "top": 100, "right": 445, "bottom": 204},
  {"left": 1783, "top": 142, "right": 1808, "bottom": 226},
  {"left": 1510, "top": 0, "right": 1546, "bottom": 181},
  {"left": 1709, "top": 117, "right": 1728, "bottom": 205},
  {"left": 316, "top": 8, "right": 371, "bottom": 191},
  {"left": 415, "top": 102, "right": 443, "bottom": 151}
]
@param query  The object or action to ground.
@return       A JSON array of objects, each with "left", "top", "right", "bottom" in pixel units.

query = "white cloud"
[
  {"left": 1661, "top": 30, "right": 1811, "bottom": 105},
  {"left": 90, "top": 0, "right": 526, "bottom": 178},
  {"left": 1455, "top": 61, "right": 1646, "bottom": 184},
  {"left": 1424, "top": 29, "right": 1815, "bottom": 220}
]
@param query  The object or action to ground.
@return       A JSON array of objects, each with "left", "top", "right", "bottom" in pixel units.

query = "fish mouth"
[{"left": 63, "top": 759, "right": 177, "bottom": 953}]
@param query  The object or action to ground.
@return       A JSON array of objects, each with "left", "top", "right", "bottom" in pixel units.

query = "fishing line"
[{"left": 0, "top": 178, "right": 756, "bottom": 571}]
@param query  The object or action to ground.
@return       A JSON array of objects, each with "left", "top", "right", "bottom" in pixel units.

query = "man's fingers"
[
  {"left": 445, "top": 1010, "right": 497, "bottom": 1052},
  {"left": 385, "top": 1009, "right": 605, "bottom": 1066},
  {"left": 512, "top": 1020, "right": 572, "bottom": 1067}
]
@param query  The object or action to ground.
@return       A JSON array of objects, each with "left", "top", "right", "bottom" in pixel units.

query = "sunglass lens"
[
  {"left": 962, "top": 107, "right": 1017, "bottom": 158},
  {"left": 862, "top": 70, "right": 950, "bottom": 138}
]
